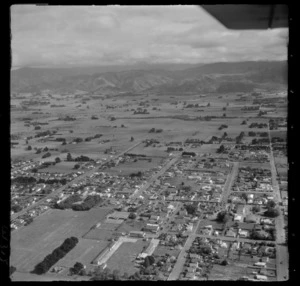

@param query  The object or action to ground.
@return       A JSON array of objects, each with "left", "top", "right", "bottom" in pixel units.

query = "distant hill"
[{"left": 11, "top": 61, "right": 287, "bottom": 94}]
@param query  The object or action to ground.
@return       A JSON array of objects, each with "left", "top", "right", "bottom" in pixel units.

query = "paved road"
[
  {"left": 130, "top": 155, "right": 180, "bottom": 202},
  {"left": 193, "top": 233, "right": 275, "bottom": 244},
  {"left": 167, "top": 217, "right": 202, "bottom": 280},
  {"left": 268, "top": 124, "right": 288, "bottom": 281},
  {"left": 220, "top": 162, "right": 239, "bottom": 207},
  {"left": 11, "top": 141, "right": 143, "bottom": 221}
]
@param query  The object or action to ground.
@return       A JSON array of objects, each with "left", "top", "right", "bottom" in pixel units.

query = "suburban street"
[
  {"left": 167, "top": 216, "right": 203, "bottom": 280},
  {"left": 220, "top": 162, "right": 239, "bottom": 207},
  {"left": 11, "top": 141, "right": 143, "bottom": 221},
  {"left": 130, "top": 155, "right": 180, "bottom": 202},
  {"left": 268, "top": 124, "right": 288, "bottom": 281}
]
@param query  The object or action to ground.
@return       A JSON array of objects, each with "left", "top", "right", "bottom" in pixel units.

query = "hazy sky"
[{"left": 11, "top": 5, "right": 288, "bottom": 67}]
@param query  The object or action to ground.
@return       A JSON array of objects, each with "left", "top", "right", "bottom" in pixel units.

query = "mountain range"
[{"left": 11, "top": 61, "right": 287, "bottom": 94}]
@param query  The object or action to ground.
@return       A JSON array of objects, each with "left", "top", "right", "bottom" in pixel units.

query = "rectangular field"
[
  {"left": 10, "top": 207, "right": 112, "bottom": 272},
  {"left": 106, "top": 240, "right": 149, "bottom": 275}
]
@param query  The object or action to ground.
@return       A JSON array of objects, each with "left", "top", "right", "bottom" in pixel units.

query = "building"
[
  {"left": 234, "top": 214, "right": 243, "bottom": 222},
  {"left": 107, "top": 211, "right": 130, "bottom": 221},
  {"left": 144, "top": 223, "right": 159, "bottom": 233},
  {"left": 129, "top": 231, "right": 145, "bottom": 238},
  {"left": 255, "top": 275, "right": 267, "bottom": 281},
  {"left": 236, "top": 204, "right": 246, "bottom": 215}
]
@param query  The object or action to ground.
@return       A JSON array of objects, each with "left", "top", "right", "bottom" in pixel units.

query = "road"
[
  {"left": 220, "top": 162, "right": 239, "bottom": 208},
  {"left": 11, "top": 141, "right": 143, "bottom": 221},
  {"left": 268, "top": 123, "right": 288, "bottom": 281},
  {"left": 130, "top": 155, "right": 180, "bottom": 202},
  {"left": 167, "top": 217, "right": 203, "bottom": 280}
]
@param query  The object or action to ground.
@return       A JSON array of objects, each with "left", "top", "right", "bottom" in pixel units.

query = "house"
[
  {"left": 150, "top": 215, "right": 160, "bottom": 221},
  {"left": 144, "top": 223, "right": 159, "bottom": 233},
  {"left": 186, "top": 267, "right": 196, "bottom": 273},
  {"left": 245, "top": 214, "right": 258, "bottom": 223},
  {"left": 234, "top": 214, "right": 243, "bottom": 222},
  {"left": 254, "top": 262, "right": 266, "bottom": 267},
  {"left": 239, "top": 229, "right": 249, "bottom": 238},
  {"left": 236, "top": 204, "right": 246, "bottom": 215},
  {"left": 260, "top": 218, "right": 274, "bottom": 225},
  {"left": 185, "top": 273, "right": 196, "bottom": 279},
  {"left": 226, "top": 229, "right": 236, "bottom": 237}
]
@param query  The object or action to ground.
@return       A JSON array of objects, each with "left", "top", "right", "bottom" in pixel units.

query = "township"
[{"left": 10, "top": 89, "right": 288, "bottom": 281}]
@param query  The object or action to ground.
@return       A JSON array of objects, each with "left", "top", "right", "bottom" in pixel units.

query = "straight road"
[
  {"left": 11, "top": 141, "right": 143, "bottom": 221},
  {"left": 130, "top": 155, "right": 180, "bottom": 202},
  {"left": 220, "top": 162, "right": 239, "bottom": 208},
  {"left": 167, "top": 217, "right": 203, "bottom": 280},
  {"left": 268, "top": 123, "right": 288, "bottom": 281}
]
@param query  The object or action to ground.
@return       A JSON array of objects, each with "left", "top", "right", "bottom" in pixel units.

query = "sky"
[{"left": 11, "top": 5, "right": 288, "bottom": 68}]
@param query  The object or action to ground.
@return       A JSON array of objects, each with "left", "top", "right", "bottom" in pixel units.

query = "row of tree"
[{"left": 32, "top": 237, "right": 78, "bottom": 275}]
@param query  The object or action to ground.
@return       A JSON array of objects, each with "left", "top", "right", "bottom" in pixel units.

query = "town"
[{"left": 10, "top": 87, "right": 288, "bottom": 281}]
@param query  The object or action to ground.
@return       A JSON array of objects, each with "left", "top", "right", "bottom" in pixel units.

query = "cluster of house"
[
  {"left": 229, "top": 149, "right": 269, "bottom": 162},
  {"left": 230, "top": 193, "right": 275, "bottom": 205},
  {"left": 232, "top": 167, "right": 273, "bottom": 193},
  {"left": 11, "top": 203, "right": 50, "bottom": 230}
]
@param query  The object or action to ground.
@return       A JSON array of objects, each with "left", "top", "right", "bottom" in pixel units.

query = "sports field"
[{"left": 10, "top": 207, "right": 112, "bottom": 272}]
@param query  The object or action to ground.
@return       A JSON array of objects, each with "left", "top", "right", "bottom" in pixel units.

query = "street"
[{"left": 268, "top": 124, "right": 288, "bottom": 281}]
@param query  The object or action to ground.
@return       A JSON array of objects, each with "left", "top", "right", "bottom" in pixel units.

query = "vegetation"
[
  {"left": 216, "top": 211, "right": 230, "bottom": 223},
  {"left": 72, "top": 195, "right": 102, "bottom": 211},
  {"left": 32, "top": 237, "right": 78, "bottom": 275}
]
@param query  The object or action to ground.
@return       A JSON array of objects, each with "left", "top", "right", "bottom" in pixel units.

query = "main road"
[
  {"left": 11, "top": 141, "right": 143, "bottom": 221},
  {"left": 130, "top": 154, "right": 180, "bottom": 202},
  {"left": 268, "top": 123, "right": 288, "bottom": 281},
  {"left": 167, "top": 216, "right": 203, "bottom": 280},
  {"left": 220, "top": 162, "right": 239, "bottom": 208}
]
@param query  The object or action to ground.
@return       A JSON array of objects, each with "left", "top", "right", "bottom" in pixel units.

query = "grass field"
[
  {"left": 54, "top": 239, "right": 109, "bottom": 268},
  {"left": 106, "top": 240, "right": 149, "bottom": 275},
  {"left": 10, "top": 207, "right": 112, "bottom": 272},
  {"left": 107, "top": 157, "right": 163, "bottom": 175}
]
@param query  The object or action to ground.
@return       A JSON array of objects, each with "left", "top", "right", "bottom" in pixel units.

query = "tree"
[
  {"left": 55, "top": 157, "right": 61, "bottom": 164},
  {"left": 264, "top": 207, "right": 280, "bottom": 218},
  {"left": 130, "top": 136, "right": 134, "bottom": 141},
  {"left": 147, "top": 255, "right": 155, "bottom": 265},
  {"left": 223, "top": 113, "right": 226, "bottom": 117},
  {"left": 217, "top": 145, "right": 225, "bottom": 154},
  {"left": 241, "top": 193, "right": 248, "bottom": 203},
  {"left": 27, "top": 145, "right": 32, "bottom": 151},
  {"left": 67, "top": 153, "right": 72, "bottom": 161},
  {"left": 70, "top": 262, "right": 84, "bottom": 275},
  {"left": 129, "top": 212, "right": 137, "bottom": 220},
  {"left": 252, "top": 205, "right": 261, "bottom": 213},
  {"left": 185, "top": 204, "right": 197, "bottom": 215},
  {"left": 216, "top": 211, "right": 230, "bottom": 223},
  {"left": 266, "top": 200, "right": 276, "bottom": 209}
]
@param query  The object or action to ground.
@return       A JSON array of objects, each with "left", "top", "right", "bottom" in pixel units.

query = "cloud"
[{"left": 11, "top": 5, "right": 288, "bottom": 67}]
